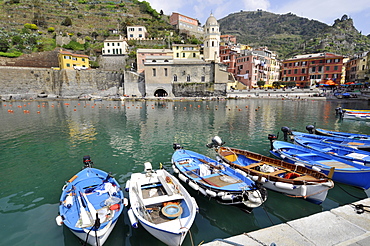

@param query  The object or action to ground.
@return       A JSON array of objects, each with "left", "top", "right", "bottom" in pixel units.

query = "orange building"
[{"left": 281, "top": 52, "right": 344, "bottom": 87}]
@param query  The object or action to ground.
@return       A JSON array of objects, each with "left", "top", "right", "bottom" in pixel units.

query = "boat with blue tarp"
[
  {"left": 270, "top": 141, "right": 370, "bottom": 190},
  {"left": 290, "top": 131, "right": 370, "bottom": 152},
  {"left": 314, "top": 128, "right": 370, "bottom": 140},
  {"left": 171, "top": 144, "right": 268, "bottom": 212},
  {"left": 56, "top": 156, "right": 126, "bottom": 246},
  {"left": 294, "top": 136, "right": 370, "bottom": 166}
]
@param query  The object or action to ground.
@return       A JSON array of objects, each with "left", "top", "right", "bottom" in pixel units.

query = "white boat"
[
  {"left": 126, "top": 162, "right": 198, "bottom": 246},
  {"left": 56, "top": 156, "right": 127, "bottom": 246}
]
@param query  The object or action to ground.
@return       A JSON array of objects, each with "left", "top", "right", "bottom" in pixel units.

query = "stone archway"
[{"left": 154, "top": 88, "right": 168, "bottom": 97}]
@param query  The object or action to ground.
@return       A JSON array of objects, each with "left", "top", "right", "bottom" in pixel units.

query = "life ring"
[{"left": 284, "top": 172, "right": 300, "bottom": 179}]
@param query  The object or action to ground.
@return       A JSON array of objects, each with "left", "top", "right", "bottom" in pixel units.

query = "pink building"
[{"left": 136, "top": 49, "right": 173, "bottom": 74}]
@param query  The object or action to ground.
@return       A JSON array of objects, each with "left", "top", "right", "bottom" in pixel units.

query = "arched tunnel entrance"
[{"left": 154, "top": 89, "right": 168, "bottom": 97}]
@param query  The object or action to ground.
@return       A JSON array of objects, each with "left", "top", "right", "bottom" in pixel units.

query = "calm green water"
[{"left": 1, "top": 98, "right": 369, "bottom": 246}]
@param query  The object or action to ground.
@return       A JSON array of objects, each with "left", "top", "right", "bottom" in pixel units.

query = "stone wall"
[
  {"left": 0, "top": 67, "right": 128, "bottom": 99},
  {"left": 173, "top": 82, "right": 226, "bottom": 97},
  {"left": 98, "top": 55, "right": 127, "bottom": 71}
]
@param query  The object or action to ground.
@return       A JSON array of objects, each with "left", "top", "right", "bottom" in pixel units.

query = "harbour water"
[{"left": 1, "top": 98, "right": 370, "bottom": 246}]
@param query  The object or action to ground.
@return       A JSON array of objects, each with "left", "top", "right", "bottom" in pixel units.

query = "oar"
[
  {"left": 74, "top": 186, "right": 92, "bottom": 227},
  {"left": 80, "top": 191, "right": 97, "bottom": 216}
]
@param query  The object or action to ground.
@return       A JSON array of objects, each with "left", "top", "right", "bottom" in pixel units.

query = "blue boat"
[
  {"left": 314, "top": 128, "right": 370, "bottom": 140},
  {"left": 270, "top": 141, "right": 370, "bottom": 190},
  {"left": 56, "top": 156, "right": 126, "bottom": 246},
  {"left": 291, "top": 131, "right": 370, "bottom": 152},
  {"left": 171, "top": 144, "right": 267, "bottom": 212},
  {"left": 294, "top": 136, "right": 370, "bottom": 166}
]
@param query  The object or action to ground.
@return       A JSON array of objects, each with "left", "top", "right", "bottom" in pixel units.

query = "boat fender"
[
  {"left": 64, "top": 193, "right": 74, "bottom": 208},
  {"left": 235, "top": 169, "right": 247, "bottom": 177},
  {"left": 199, "top": 187, "right": 207, "bottom": 196},
  {"left": 312, "top": 166, "right": 321, "bottom": 172},
  {"left": 188, "top": 181, "right": 199, "bottom": 191},
  {"left": 275, "top": 182, "right": 295, "bottom": 190},
  {"left": 248, "top": 192, "right": 262, "bottom": 203},
  {"left": 322, "top": 181, "right": 334, "bottom": 187},
  {"left": 55, "top": 215, "right": 64, "bottom": 226},
  {"left": 280, "top": 154, "right": 286, "bottom": 159},
  {"left": 217, "top": 192, "right": 225, "bottom": 197},
  {"left": 123, "top": 197, "right": 129, "bottom": 207},
  {"left": 191, "top": 197, "right": 199, "bottom": 212},
  {"left": 172, "top": 165, "right": 179, "bottom": 174},
  {"left": 128, "top": 208, "right": 139, "bottom": 228},
  {"left": 206, "top": 189, "right": 217, "bottom": 197},
  {"left": 178, "top": 173, "right": 188, "bottom": 183},
  {"left": 300, "top": 185, "right": 307, "bottom": 197},
  {"left": 251, "top": 176, "right": 259, "bottom": 181},
  {"left": 221, "top": 194, "right": 234, "bottom": 200},
  {"left": 252, "top": 190, "right": 261, "bottom": 198},
  {"left": 251, "top": 176, "right": 267, "bottom": 183},
  {"left": 125, "top": 180, "right": 130, "bottom": 192},
  {"left": 294, "top": 162, "right": 306, "bottom": 167}
]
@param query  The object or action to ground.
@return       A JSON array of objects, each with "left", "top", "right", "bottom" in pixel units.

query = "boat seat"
[
  {"left": 267, "top": 169, "right": 286, "bottom": 176},
  {"left": 245, "top": 163, "right": 262, "bottom": 169},
  {"left": 142, "top": 194, "right": 183, "bottom": 206},
  {"left": 293, "top": 175, "right": 317, "bottom": 181},
  {"left": 158, "top": 176, "right": 173, "bottom": 196}
]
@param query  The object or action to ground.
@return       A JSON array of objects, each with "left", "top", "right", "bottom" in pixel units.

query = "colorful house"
[
  {"left": 58, "top": 50, "right": 89, "bottom": 70},
  {"left": 127, "top": 26, "right": 147, "bottom": 40},
  {"left": 281, "top": 52, "right": 344, "bottom": 87},
  {"left": 172, "top": 44, "right": 200, "bottom": 59}
]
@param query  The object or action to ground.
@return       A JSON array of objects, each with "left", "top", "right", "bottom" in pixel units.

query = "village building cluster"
[{"left": 58, "top": 12, "right": 370, "bottom": 97}]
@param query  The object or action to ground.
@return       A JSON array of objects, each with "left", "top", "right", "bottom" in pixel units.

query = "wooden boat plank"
[{"left": 200, "top": 175, "right": 242, "bottom": 187}]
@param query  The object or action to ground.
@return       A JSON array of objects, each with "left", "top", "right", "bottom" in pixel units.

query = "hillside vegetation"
[
  {"left": 0, "top": 1, "right": 369, "bottom": 60},
  {"left": 219, "top": 10, "right": 370, "bottom": 59},
  {"left": 0, "top": 0, "right": 178, "bottom": 57}
]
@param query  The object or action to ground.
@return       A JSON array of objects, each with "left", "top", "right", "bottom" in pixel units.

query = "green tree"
[
  {"left": 61, "top": 17, "right": 72, "bottom": 26},
  {"left": 257, "top": 80, "right": 265, "bottom": 87},
  {"left": 0, "top": 38, "right": 10, "bottom": 52}
]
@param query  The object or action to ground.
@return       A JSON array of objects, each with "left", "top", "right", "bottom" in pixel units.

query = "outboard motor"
[
  {"left": 268, "top": 134, "right": 277, "bottom": 150},
  {"left": 306, "top": 125, "right": 315, "bottom": 134},
  {"left": 83, "top": 155, "right": 93, "bottom": 168},
  {"left": 173, "top": 143, "right": 183, "bottom": 150},
  {"left": 206, "top": 136, "right": 225, "bottom": 148},
  {"left": 281, "top": 126, "right": 291, "bottom": 141},
  {"left": 335, "top": 107, "right": 342, "bottom": 115}
]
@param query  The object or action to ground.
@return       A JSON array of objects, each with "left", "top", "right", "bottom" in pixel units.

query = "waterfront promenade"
[{"left": 202, "top": 198, "right": 370, "bottom": 246}]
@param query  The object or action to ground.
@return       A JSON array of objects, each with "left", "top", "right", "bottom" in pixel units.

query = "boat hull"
[
  {"left": 314, "top": 128, "right": 370, "bottom": 140},
  {"left": 57, "top": 166, "right": 124, "bottom": 246},
  {"left": 127, "top": 168, "right": 197, "bottom": 246},
  {"left": 271, "top": 141, "right": 370, "bottom": 190},
  {"left": 171, "top": 148, "right": 267, "bottom": 211},
  {"left": 70, "top": 219, "right": 118, "bottom": 246},
  {"left": 294, "top": 136, "right": 370, "bottom": 166},
  {"left": 214, "top": 146, "right": 332, "bottom": 204}
]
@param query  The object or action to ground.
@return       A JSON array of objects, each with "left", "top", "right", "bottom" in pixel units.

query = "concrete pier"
[{"left": 203, "top": 198, "right": 370, "bottom": 246}]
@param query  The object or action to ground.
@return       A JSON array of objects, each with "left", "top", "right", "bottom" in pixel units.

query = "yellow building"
[
  {"left": 58, "top": 50, "right": 89, "bottom": 70},
  {"left": 172, "top": 44, "right": 200, "bottom": 59}
]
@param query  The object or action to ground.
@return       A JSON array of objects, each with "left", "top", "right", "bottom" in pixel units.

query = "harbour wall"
[
  {"left": 0, "top": 67, "right": 228, "bottom": 99},
  {"left": 0, "top": 67, "right": 136, "bottom": 99}
]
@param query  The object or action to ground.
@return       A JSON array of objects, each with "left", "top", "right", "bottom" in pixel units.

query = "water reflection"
[{"left": 1, "top": 99, "right": 369, "bottom": 245}]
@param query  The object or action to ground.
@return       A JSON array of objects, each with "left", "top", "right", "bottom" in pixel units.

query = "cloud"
[
  {"left": 272, "top": 0, "right": 370, "bottom": 24},
  {"left": 242, "top": 0, "right": 270, "bottom": 10}
]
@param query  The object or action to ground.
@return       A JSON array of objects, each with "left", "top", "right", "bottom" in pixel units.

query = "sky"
[{"left": 145, "top": 0, "right": 370, "bottom": 36}]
